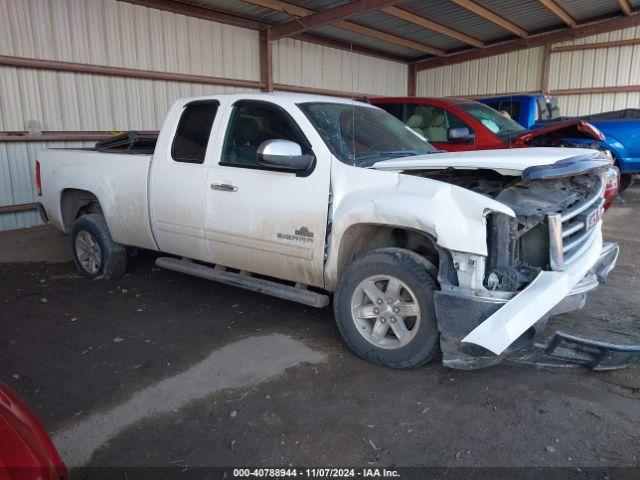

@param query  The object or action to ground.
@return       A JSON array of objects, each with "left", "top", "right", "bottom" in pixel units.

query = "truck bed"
[
  {"left": 37, "top": 147, "right": 157, "bottom": 251},
  {"left": 538, "top": 108, "right": 640, "bottom": 123}
]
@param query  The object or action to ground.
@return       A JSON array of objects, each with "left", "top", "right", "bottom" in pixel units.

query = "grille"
[{"left": 548, "top": 175, "right": 606, "bottom": 271}]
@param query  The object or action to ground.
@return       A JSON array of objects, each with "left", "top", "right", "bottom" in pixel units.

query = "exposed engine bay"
[{"left": 407, "top": 168, "right": 605, "bottom": 293}]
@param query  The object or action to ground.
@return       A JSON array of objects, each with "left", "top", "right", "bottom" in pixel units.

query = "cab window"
[
  {"left": 221, "top": 102, "right": 309, "bottom": 168},
  {"left": 172, "top": 101, "right": 218, "bottom": 164}
]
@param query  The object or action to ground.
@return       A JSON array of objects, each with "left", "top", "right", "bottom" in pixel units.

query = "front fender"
[{"left": 325, "top": 166, "right": 515, "bottom": 288}]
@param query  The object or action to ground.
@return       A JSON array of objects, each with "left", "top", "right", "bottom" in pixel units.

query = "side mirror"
[
  {"left": 257, "top": 139, "right": 314, "bottom": 172},
  {"left": 448, "top": 127, "right": 471, "bottom": 142}
]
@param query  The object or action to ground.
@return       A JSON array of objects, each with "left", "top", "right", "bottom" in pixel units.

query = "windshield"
[
  {"left": 298, "top": 102, "right": 436, "bottom": 167},
  {"left": 458, "top": 102, "right": 526, "bottom": 138}
]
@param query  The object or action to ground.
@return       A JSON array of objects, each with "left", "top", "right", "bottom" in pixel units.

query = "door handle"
[{"left": 211, "top": 182, "right": 238, "bottom": 192}]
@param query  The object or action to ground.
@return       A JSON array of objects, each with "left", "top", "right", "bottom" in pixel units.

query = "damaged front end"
[{"left": 424, "top": 157, "right": 639, "bottom": 370}]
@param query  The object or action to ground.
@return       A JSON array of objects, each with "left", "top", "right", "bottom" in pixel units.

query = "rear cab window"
[{"left": 172, "top": 101, "right": 219, "bottom": 164}]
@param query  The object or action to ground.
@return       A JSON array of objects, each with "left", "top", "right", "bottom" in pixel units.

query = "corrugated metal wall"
[
  {"left": 416, "top": 47, "right": 545, "bottom": 97},
  {"left": 0, "top": 0, "right": 260, "bottom": 230},
  {"left": 0, "top": 68, "right": 257, "bottom": 132},
  {"left": 0, "top": 0, "right": 409, "bottom": 231},
  {"left": 273, "top": 38, "right": 408, "bottom": 96},
  {"left": 416, "top": 25, "right": 640, "bottom": 115},
  {"left": 551, "top": 26, "right": 640, "bottom": 115},
  {"left": 0, "top": 0, "right": 260, "bottom": 78},
  {"left": 0, "top": 141, "right": 90, "bottom": 230}
]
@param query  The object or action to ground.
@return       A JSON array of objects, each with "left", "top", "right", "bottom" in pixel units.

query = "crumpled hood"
[
  {"left": 371, "top": 147, "right": 604, "bottom": 176},
  {"left": 512, "top": 119, "right": 605, "bottom": 146}
]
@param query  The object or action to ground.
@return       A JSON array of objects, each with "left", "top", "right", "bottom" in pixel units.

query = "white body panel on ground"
[{"left": 462, "top": 228, "right": 604, "bottom": 354}]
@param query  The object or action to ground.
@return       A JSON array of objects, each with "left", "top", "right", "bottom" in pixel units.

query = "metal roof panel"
[
  {"left": 556, "top": 0, "right": 623, "bottom": 21},
  {"left": 474, "top": 0, "right": 563, "bottom": 33},
  {"left": 397, "top": 0, "right": 516, "bottom": 43},
  {"left": 308, "top": 24, "right": 422, "bottom": 57},
  {"left": 352, "top": 10, "right": 467, "bottom": 50}
]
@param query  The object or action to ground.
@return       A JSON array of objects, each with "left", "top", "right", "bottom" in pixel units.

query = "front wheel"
[
  {"left": 70, "top": 214, "right": 127, "bottom": 279},
  {"left": 619, "top": 173, "right": 633, "bottom": 193},
  {"left": 334, "top": 248, "right": 440, "bottom": 369}
]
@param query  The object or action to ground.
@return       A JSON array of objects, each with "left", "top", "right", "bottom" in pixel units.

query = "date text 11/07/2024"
[{"left": 232, "top": 468, "right": 401, "bottom": 478}]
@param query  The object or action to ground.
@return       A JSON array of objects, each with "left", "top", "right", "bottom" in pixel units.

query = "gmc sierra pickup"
[{"left": 36, "top": 93, "right": 637, "bottom": 370}]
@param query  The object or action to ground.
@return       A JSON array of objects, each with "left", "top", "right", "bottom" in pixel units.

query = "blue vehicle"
[{"left": 479, "top": 94, "right": 640, "bottom": 190}]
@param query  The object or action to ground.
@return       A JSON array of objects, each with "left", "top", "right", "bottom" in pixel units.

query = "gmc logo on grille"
[{"left": 585, "top": 207, "right": 603, "bottom": 231}]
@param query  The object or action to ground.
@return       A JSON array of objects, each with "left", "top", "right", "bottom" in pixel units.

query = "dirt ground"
[{"left": 1, "top": 188, "right": 639, "bottom": 471}]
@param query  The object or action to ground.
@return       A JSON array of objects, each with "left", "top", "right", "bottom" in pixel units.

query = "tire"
[
  {"left": 614, "top": 158, "right": 633, "bottom": 193},
  {"left": 619, "top": 173, "right": 633, "bottom": 193},
  {"left": 70, "top": 214, "right": 127, "bottom": 279},
  {"left": 334, "top": 248, "right": 440, "bottom": 369}
]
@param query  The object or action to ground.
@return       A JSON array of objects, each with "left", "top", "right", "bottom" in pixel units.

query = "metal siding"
[
  {"left": 549, "top": 25, "right": 640, "bottom": 115},
  {"left": 0, "top": 65, "right": 258, "bottom": 130},
  {"left": 0, "top": 141, "right": 89, "bottom": 230},
  {"left": 417, "top": 23, "right": 640, "bottom": 116},
  {"left": 273, "top": 37, "right": 408, "bottom": 96},
  {"left": 1, "top": 0, "right": 260, "bottom": 79},
  {"left": 557, "top": 91, "right": 640, "bottom": 116},
  {"left": 416, "top": 47, "right": 545, "bottom": 97},
  {"left": 0, "top": 70, "right": 258, "bottom": 232},
  {"left": 0, "top": 0, "right": 261, "bottom": 231}
]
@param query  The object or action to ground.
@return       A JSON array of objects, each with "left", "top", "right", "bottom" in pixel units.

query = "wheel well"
[
  {"left": 60, "top": 189, "right": 103, "bottom": 230},
  {"left": 337, "top": 224, "right": 439, "bottom": 278}
]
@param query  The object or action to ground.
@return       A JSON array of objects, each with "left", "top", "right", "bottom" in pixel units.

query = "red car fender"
[{"left": 0, "top": 383, "right": 67, "bottom": 480}]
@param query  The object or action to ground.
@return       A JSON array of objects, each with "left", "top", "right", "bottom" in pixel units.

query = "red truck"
[{"left": 372, "top": 96, "right": 618, "bottom": 208}]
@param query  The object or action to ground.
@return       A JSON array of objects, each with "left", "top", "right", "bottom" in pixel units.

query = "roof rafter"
[
  {"left": 382, "top": 6, "right": 485, "bottom": 48},
  {"left": 268, "top": 0, "right": 403, "bottom": 39},
  {"left": 241, "top": 0, "right": 445, "bottom": 56},
  {"left": 448, "top": 0, "right": 528, "bottom": 37},
  {"left": 537, "top": 0, "right": 576, "bottom": 27},
  {"left": 616, "top": 0, "right": 633, "bottom": 16}
]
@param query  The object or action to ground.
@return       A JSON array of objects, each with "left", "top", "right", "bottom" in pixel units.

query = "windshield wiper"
[{"left": 357, "top": 150, "right": 426, "bottom": 163}]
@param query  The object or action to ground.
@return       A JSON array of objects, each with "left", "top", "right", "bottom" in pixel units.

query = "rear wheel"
[
  {"left": 70, "top": 214, "right": 126, "bottom": 279},
  {"left": 334, "top": 248, "right": 440, "bottom": 369}
]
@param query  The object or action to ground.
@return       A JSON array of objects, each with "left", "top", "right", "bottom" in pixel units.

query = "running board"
[{"left": 155, "top": 257, "right": 330, "bottom": 308}]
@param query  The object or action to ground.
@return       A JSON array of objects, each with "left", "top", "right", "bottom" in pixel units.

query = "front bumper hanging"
[
  {"left": 436, "top": 242, "right": 640, "bottom": 370},
  {"left": 545, "top": 331, "right": 640, "bottom": 371}
]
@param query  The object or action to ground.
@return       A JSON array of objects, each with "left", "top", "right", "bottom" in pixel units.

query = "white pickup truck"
[{"left": 37, "top": 92, "right": 637, "bottom": 370}]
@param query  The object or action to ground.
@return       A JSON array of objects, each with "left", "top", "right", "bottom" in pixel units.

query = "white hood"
[{"left": 371, "top": 147, "right": 600, "bottom": 176}]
